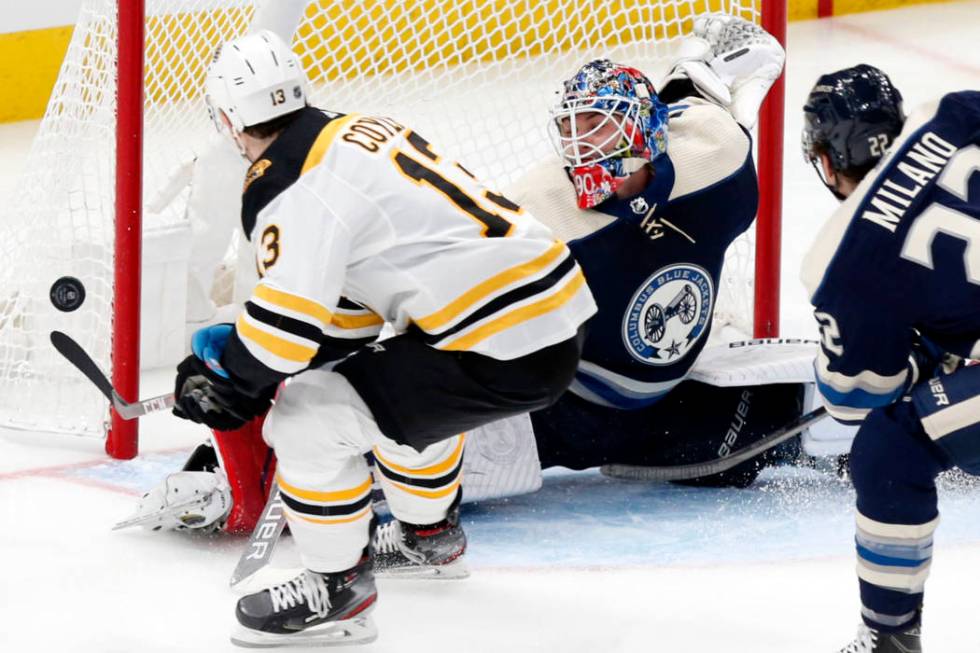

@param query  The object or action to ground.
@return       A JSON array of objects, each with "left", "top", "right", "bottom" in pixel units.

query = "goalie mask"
[
  {"left": 801, "top": 64, "right": 905, "bottom": 199},
  {"left": 204, "top": 30, "right": 307, "bottom": 151},
  {"left": 549, "top": 59, "right": 669, "bottom": 209}
]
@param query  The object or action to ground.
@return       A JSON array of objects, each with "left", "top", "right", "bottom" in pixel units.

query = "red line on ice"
[
  {"left": 0, "top": 446, "right": 188, "bottom": 497},
  {"left": 830, "top": 20, "right": 980, "bottom": 78}
]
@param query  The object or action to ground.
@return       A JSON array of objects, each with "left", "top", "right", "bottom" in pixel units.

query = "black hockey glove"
[
  {"left": 908, "top": 332, "right": 964, "bottom": 388},
  {"left": 173, "top": 355, "right": 272, "bottom": 431},
  {"left": 172, "top": 324, "right": 273, "bottom": 431}
]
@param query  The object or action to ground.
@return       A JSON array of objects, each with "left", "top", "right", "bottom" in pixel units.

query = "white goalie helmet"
[{"left": 205, "top": 29, "right": 307, "bottom": 134}]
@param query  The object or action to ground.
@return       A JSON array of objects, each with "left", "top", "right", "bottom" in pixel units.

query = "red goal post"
[
  {"left": 756, "top": 0, "right": 786, "bottom": 340},
  {"left": 3, "top": 0, "right": 785, "bottom": 459}
]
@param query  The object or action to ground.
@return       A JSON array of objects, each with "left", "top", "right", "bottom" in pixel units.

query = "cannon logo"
[{"left": 622, "top": 263, "right": 713, "bottom": 366}]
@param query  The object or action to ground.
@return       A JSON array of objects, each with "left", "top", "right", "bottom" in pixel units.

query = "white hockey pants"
[{"left": 263, "top": 368, "right": 463, "bottom": 572}]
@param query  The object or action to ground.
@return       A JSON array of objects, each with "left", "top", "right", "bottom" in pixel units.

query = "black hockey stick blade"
[
  {"left": 50, "top": 330, "right": 175, "bottom": 420},
  {"left": 600, "top": 406, "right": 829, "bottom": 482},
  {"left": 230, "top": 484, "right": 286, "bottom": 590},
  {"left": 50, "top": 330, "right": 115, "bottom": 403}
]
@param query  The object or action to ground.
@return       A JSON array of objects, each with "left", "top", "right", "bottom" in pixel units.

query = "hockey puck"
[{"left": 50, "top": 276, "right": 86, "bottom": 312}]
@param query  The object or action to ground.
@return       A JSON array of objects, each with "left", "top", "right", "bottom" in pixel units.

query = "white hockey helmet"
[{"left": 205, "top": 29, "right": 307, "bottom": 134}]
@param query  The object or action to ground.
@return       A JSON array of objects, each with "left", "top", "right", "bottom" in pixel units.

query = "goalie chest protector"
[{"left": 510, "top": 100, "right": 758, "bottom": 409}]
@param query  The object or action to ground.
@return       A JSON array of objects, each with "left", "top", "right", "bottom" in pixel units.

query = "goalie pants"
[
  {"left": 531, "top": 380, "right": 805, "bottom": 487},
  {"left": 264, "top": 329, "right": 583, "bottom": 572},
  {"left": 849, "top": 363, "right": 980, "bottom": 632}
]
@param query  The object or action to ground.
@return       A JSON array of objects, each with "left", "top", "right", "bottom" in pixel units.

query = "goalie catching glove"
[
  {"left": 659, "top": 13, "right": 785, "bottom": 129},
  {"left": 173, "top": 324, "right": 275, "bottom": 431}
]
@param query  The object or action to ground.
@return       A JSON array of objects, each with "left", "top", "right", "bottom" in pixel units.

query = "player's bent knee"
[
  {"left": 264, "top": 370, "right": 377, "bottom": 473},
  {"left": 849, "top": 404, "right": 946, "bottom": 518}
]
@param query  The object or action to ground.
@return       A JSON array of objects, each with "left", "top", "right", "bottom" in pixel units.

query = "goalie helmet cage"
[{"left": 0, "top": 0, "right": 784, "bottom": 458}]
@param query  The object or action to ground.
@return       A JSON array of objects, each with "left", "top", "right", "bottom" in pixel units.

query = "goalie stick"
[
  {"left": 229, "top": 484, "right": 286, "bottom": 590},
  {"left": 601, "top": 406, "right": 829, "bottom": 482}
]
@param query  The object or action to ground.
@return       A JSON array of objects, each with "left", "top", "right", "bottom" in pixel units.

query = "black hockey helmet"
[{"left": 802, "top": 64, "right": 905, "bottom": 181}]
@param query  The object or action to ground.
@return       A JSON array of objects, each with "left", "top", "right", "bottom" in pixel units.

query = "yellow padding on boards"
[
  {"left": 276, "top": 473, "right": 374, "bottom": 503},
  {"left": 830, "top": 0, "right": 954, "bottom": 16},
  {"left": 0, "top": 27, "right": 73, "bottom": 122},
  {"left": 295, "top": 0, "right": 749, "bottom": 82},
  {"left": 0, "top": 8, "right": 254, "bottom": 122},
  {"left": 373, "top": 435, "right": 466, "bottom": 477},
  {"left": 0, "top": 0, "right": 957, "bottom": 124}
]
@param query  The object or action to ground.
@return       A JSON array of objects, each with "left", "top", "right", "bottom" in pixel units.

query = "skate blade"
[
  {"left": 230, "top": 615, "right": 378, "bottom": 648},
  {"left": 376, "top": 558, "right": 469, "bottom": 580}
]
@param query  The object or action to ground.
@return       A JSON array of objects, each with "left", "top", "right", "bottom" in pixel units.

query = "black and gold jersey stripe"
[
  {"left": 231, "top": 109, "right": 383, "bottom": 393},
  {"left": 443, "top": 268, "right": 586, "bottom": 352},
  {"left": 229, "top": 283, "right": 385, "bottom": 393},
  {"left": 420, "top": 253, "right": 577, "bottom": 346},
  {"left": 414, "top": 240, "right": 567, "bottom": 332},
  {"left": 414, "top": 241, "right": 582, "bottom": 352}
]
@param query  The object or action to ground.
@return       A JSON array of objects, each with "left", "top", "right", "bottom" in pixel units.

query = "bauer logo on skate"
[{"left": 622, "top": 263, "right": 712, "bottom": 366}]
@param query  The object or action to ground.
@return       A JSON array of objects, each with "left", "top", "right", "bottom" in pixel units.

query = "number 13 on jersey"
[{"left": 390, "top": 131, "right": 522, "bottom": 238}]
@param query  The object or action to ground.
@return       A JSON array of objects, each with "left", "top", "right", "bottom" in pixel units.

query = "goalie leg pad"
[
  {"left": 127, "top": 466, "right": 232, "bottom": 532},
  {"left": 211, "top": 413, "right": 277, "bottom": 534},
  {"left": 533, "top": 381, "right": 804, "bottom": 487},
  {"left": 461, "top": 413, "right": 542, "bottom": 502}
]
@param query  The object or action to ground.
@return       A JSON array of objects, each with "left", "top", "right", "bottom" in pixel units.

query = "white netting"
[
  {"left": 0, "top": 0, "right": 765, "bottom": 439},
  {"left": 291, "top": 0, "right": 761, "bottom": 338},
  {"left": 0, "top": 0, "right": 257, "bottom": 436}
]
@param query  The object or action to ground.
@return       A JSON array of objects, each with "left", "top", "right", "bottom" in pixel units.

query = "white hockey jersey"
[{"left": 225, "top": 108, "right": 596, "bottom": 391}]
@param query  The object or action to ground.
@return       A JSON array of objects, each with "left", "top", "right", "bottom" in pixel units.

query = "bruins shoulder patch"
[{"left": 244, "top": 158, "right": 272, "bottom": 192}]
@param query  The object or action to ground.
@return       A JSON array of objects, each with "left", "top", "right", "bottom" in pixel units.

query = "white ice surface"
[{"left": 2, "top": 3, "right": 980, "bottom": 651}]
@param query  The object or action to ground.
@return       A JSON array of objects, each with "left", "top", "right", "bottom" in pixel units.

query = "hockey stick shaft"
[
  {"left": 229, "top": 484, "right": 286, "bottom": 589},
  {"left": 601, "top": 406, "right": 829, "bottom": 482},
  {"left": 50, "top": 330, "right": 175, "bottom": 420}
]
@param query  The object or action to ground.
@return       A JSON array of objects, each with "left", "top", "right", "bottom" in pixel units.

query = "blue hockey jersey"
[
  {"left": 802, "top": 91, "right": 980, "bottom": 423},
  {"left": 509, "top": 98, "right": 758, "bottom": 409}
]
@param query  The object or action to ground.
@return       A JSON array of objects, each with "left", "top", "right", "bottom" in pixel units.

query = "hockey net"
[{"left": 0, "top": 0, "right": 782, "bottom": 454}]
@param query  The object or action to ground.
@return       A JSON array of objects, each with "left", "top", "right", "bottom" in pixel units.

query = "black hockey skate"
[
  {"left": 372, "top": 502, "right": 468, "bottom": 580},
  {"left": 838, "top": 624, "right": 922, "bottom": 653},
  {"left": 231, "top": 557, "right": 377, "bottom": 648}
]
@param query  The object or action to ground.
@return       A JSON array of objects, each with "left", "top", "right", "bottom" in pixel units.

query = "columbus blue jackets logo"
[{"left": 622, "top": 264, "right": 713, "bottom": 365}]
